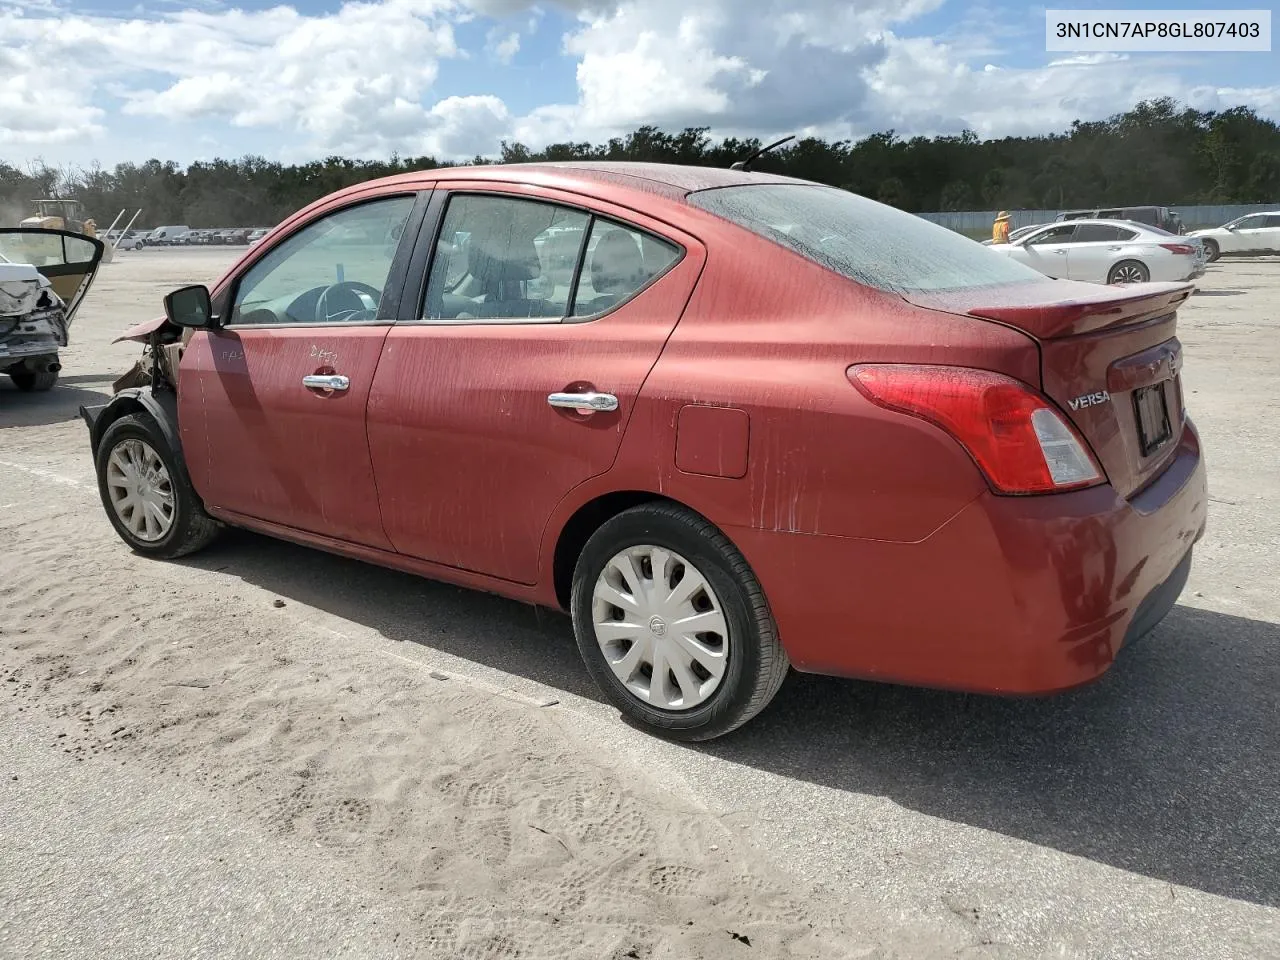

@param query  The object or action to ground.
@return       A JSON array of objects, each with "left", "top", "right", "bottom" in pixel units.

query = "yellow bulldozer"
[
  {"left": 20, "top": 199, "right": 115, "bottom": 262},
  {"left": 21, "top": 199, "right": 92, "bottom": 234}
]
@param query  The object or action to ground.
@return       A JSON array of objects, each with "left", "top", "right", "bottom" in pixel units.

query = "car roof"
[
  {"left": 1035, "top": 218, "right": 1155, "bottom": 230},
  {"left": 331, "top": 162, "right": 808, "bottom": 206}
]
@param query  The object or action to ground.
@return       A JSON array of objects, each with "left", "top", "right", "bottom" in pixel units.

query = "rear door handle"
[
  {"left": 547, "top": 391, "right": 618, "bottom": 412},
  {"left": 303, "top": 374, "right": 350, "bottom": 392}
]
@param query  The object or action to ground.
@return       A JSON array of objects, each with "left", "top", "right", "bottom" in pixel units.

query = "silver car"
[{"left": 985, "top": 219, "right": 1206, "bottom": 284}]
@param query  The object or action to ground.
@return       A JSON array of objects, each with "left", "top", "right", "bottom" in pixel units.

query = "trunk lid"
[{"left": 909, "top": 280, "right": 1195, "bottom": 499}]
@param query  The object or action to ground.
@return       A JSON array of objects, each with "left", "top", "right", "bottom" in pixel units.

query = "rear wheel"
[
  {"left": 1202, "top": 239, "right": 1220, "bottom": 263},
  {"left": 1107, "top": 260, "right": 1149, "bottom": 284},
  {"left": 570, "top": 503, "right": 789, "bottom": 741},
  {"left": 95, "top": 413, "right": 220, "bottom": 559},
  {"left": 9, "top": 369, "right": 59, "bottom": 392}
]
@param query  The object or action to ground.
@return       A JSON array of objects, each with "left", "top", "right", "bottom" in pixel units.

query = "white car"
[
  {"left": 1187, "top": 211, "right": 1280, "bottom": 262},
  {"left": 985, "top": 219, "right": 1205, "bottom": 285}
]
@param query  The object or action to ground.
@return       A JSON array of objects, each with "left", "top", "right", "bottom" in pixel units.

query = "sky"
[{"left": 1, "top": 0, "right": 1277, "bottom": 168}]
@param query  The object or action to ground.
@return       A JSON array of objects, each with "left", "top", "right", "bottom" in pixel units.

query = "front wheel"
[
  {"left": 95, "top": 413, "right": 221, "bottom": 559},
  {"left": 1108, "top": 260, "right": 1150, "bottom": 284},
  {"left": 1202, "top": 239, "right": 1220, "bottom": 263},
  {"left": 570, "top": 503, "right": 789, "bottom": 741}
]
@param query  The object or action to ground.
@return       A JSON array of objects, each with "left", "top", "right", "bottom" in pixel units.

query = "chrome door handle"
[
  {"left": 303, "top": 374, "right": 350, "bottom": 392},
  {"left": 547, "top": 391, "right": 618, "bottom": 412}
]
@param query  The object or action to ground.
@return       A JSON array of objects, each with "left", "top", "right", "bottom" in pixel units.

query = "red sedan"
[{"left": 82, "top": 163, "right": 1207, "bottom": 740}]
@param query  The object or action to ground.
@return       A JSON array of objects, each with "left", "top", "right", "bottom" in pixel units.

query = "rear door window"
[
  {"left": 422, "top": 194, "right": 682, "bottom": 322},
  {"left": 423, "top": 195, "right": 588, "bottom": 322},
  {"left": 1074, "top": 224, "right": 1124, "bottom": 242}
]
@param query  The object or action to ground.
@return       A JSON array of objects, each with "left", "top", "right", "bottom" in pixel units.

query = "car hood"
[
  {"left": 1187, "top": 227, "right": 1228, "bottom": 238},
  {"left": 0, "top": 262, "right": 55, "bottom": 317},
  {"left": 0, "top": 261, "right": 51, "bottom": 285}
]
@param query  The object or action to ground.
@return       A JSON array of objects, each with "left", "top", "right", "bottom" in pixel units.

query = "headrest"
[
  {"left": 589, "top": 229, "right": 646, "bottom": 296},
  {"left": 468, "top": 231, "right": 541, "bottom": 284}
]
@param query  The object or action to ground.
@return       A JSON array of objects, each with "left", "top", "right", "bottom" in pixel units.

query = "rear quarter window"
[{"left": 688, "top": 184, "right": 1044, "bottom": 294}]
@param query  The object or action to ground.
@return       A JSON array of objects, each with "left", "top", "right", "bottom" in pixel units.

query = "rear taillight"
[
  {"left": 1159, "top": 243, "right": 1196, "bottom": 255},
  {"left": 848, "top": 364, "right": 1104, "bottom": 495}
]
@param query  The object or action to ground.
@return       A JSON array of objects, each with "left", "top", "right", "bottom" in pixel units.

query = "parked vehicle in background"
[
  {"left": 1187, "top": 211, "right": 1280, "bottom": 262},
  {"left": 82, "top": 163, "right": 1207, "bottom": 740},
  {"left": 247, "top": 228, "right": 270, "bottom": 245},
  {"left": 116, "top": 230, "right": 146, "bottom": 251},
  {"left": 1056, "top": 206, "right": 1183, "bottom": 233},
  {"left": 1, "top": 228, "right": 104, "bottom": 391},
  {"left": 986, "top": 219, "right": 1205, "bottom": 284},
  {"left": 147, "top": 226, "right": 190, "bottom": 246}
]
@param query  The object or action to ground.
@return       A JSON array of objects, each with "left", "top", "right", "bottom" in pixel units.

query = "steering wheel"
[{"left": 314, "top": 281, "right": 382, "bottom": 324}]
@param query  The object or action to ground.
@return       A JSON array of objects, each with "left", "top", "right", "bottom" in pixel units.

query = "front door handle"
[
  {"left": 547, "top": 391, "right": 618, "bottom": 413},
  {"left": 303, "top": 374, "right": 350, "bottom": 392}
]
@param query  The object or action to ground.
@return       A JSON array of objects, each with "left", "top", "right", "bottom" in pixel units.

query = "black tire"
[
  {"left": 95, "top": 413, "right": 221, "bottom": 559},
  {"left": 570, "top": 503, "right": 789, "bottom": 741},
  {"left": 1202, "top": 239, "right": 1220, "bottom": 263},
  {"left": 10, "top": 370, "right": 59, "bottom": 392},
  {"left": 1107, "top": 260, "right": 1150, "bottom": 284}
]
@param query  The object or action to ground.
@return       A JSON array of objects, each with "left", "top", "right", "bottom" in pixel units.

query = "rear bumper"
[{"left": 731, "top": 419, "right": 1207, "bottom": 695}]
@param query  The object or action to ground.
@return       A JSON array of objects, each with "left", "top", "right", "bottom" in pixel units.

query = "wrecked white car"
[{"left": 0, "top": 228, "right": 104, "bottom": 392}]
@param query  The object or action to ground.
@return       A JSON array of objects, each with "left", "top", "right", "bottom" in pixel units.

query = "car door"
[
  {"left": 1259, "top": 214, "right": 1280, "bottom": 252},
  {"left": 0, "top": 228, "right": 105, "bottom": 324},
  {"left": 366, "top": 185, "right": 705, "bottom": 584},
  {"left": 1224, "top": 215, "right": 1267, "bottom": 253},
  {"left": 178, "top": 191, "right": 422, "bottom": 548},
  {"left": 1064, "top": 223, "right": 1130, "bottom": 282},
  {"left": 1008, "top": 224, "right": 1077, "bottom": 278}
]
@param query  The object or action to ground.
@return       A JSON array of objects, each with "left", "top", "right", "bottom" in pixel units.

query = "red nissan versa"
[{"left": 81, "top": 163, "right": 1207, "bottom": 740}]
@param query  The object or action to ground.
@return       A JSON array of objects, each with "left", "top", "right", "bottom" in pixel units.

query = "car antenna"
[{"left": 730, "top": 135, "right": 795, "bottom": 171}]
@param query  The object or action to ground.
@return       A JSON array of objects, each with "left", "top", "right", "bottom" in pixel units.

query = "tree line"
[{"left": 2, "top": 97, "right": 1278, "bottom": 230}]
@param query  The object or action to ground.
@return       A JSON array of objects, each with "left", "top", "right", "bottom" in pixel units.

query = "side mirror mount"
[{"left": 164, "top": 284, "right": 215, "bottom": 329}]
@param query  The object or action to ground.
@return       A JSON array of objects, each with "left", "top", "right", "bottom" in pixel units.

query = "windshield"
[{"left": 688, "top": 184, "right": 1045, "bottom": 294}]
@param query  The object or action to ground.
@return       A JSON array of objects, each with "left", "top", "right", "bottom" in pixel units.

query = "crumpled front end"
[{"left": 1, "top": 280, "right": 70, "bottom": 363}]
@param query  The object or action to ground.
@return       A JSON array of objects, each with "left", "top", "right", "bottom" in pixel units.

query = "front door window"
[{"left": 229, "top": 196, "right": 414, "bottom": 326}]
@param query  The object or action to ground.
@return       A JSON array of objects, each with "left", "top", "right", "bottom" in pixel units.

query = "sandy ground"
[{"left": 1, "top": 248, "right": 1277, "bottom": 960}]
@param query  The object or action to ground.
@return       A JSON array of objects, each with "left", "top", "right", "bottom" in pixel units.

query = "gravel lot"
[{"left": 1, "top": 248, "right": 1277, "bottom": 959}]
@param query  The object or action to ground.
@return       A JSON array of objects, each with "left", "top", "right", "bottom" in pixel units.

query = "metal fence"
[{"left": 918, "top": 203, "right": 1280, "bottom": 236}]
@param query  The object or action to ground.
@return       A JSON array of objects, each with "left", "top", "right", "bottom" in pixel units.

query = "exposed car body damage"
[{"left": 0, "top": 228, "right": 104, "bottom": 391}]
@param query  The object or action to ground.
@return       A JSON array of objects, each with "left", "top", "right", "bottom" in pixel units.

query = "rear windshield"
[{"left": 688, "top": 184, "right": 1044, "bottom": 294}]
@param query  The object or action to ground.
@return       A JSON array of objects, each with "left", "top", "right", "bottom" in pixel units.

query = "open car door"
[{"left": 0, "top": 228, "right": 105, "bottom": 324}]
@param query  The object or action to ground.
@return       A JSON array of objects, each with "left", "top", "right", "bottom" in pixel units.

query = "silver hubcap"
[
  {"left": 106, "top": 439, "right": 175, "bottom": 542},
  {"left": 1112, "top": 264, "right": 1145, "bottom": 283},
  {"left": 592, "top": 545, "right": 729, "bottom": 711}
]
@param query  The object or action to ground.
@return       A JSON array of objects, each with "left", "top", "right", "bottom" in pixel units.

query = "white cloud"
[
  {"left": 519, "top": 0, "right": 1280, "bottom": 148},
  {"left": 2, "top": 0, "right": 1279, "bottom": 165},
  {"left": 1, "top": 0, "right": 464, "bottom": 156},
  {"left": 487, "top": 27, "right": 521, "bottom": 63}
]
